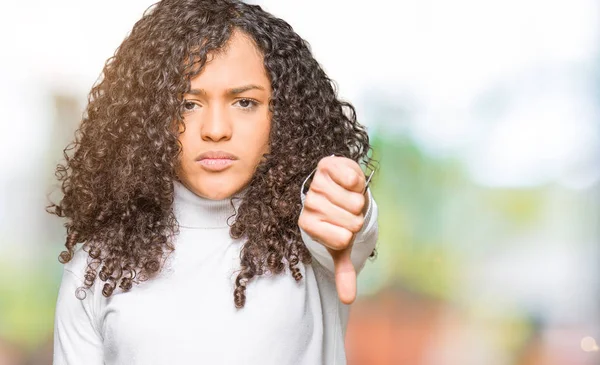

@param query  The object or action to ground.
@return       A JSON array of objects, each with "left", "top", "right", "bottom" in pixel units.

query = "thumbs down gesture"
[{"left": 298, "top": 155, "right": 370, "bottom": 305}]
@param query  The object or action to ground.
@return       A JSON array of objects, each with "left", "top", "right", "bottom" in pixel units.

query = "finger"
[
  {"left": 319, "top": 157, "right": 365, "bottom": 193},
  {"left": 327, "top": 245, "right": 357, "bottom": 304},
  {"left": 298, "top": 214, "right": 354, "bottom": 251},
  {"left": 310, "top": 171, "right": 366, "bottom": 216},
  {"left": 328, "top": 163, "right": 364, "bottom": 193},
  {"left": 303, "top": 190, "right": 365, "bottom": 234}
]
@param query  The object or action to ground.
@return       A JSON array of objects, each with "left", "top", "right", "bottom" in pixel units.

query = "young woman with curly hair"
[{"left": 50, "top": 0, "right": 379, "bottom": 364}]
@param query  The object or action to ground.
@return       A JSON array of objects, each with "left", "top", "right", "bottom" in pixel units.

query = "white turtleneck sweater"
[{"left": 53, "top": 179, "right": 378, "bottom": 365}]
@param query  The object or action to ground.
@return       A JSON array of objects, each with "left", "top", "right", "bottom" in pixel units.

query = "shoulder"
[{"left": 63, "top": 243, "right": 93, "bottom": 281}]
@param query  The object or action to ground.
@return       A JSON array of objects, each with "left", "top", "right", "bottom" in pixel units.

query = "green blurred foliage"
[
  {"left": 359, "top": 131, "right": 547, "bottom": 301},
  {"left": 0, "top": 250, "right": 61, "bottom": 350}
]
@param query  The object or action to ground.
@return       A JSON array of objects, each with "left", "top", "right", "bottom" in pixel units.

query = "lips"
[
  {"left": 195, "top": 150, "right": 238, "bottom": 161},
  {"left": 195, "top": 150, "right": 238, "bottom": 172}
]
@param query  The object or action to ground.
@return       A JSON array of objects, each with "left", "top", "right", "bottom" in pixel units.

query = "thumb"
[{"left": 328, "top": 245, "right": 357, "bottom": 304}]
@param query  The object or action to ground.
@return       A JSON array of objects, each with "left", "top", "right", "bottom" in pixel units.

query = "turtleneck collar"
[{"left": 172, "top": 179, "right": 247, "bottom": 229}]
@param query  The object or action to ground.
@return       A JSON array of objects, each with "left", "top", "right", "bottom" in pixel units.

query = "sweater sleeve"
[
  {"left": 53, "top": 251, "right": 104, "bottom": 365},
  {"left": 298, "top": 171, "right": 379, "bottom": 275}
]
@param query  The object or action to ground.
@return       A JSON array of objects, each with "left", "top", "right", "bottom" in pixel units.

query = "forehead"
[{"left": 189, "top": 31, "right": 270, "bottom": 90}]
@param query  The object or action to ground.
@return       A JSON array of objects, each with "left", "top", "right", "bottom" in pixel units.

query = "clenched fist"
[{"left": 298, "top": 155, "right": 369, "bottom": 305}]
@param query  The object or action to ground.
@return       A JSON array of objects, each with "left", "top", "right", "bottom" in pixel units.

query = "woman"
[{"left": 49, "top": 0, "right": 379, "bottom": 364}]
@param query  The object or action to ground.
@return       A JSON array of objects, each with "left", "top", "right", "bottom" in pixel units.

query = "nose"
[{"left": 201, "top": 105, "right": 232, "bottom": 142}]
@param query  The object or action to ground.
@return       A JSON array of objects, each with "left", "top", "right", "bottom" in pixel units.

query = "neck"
[{"left": 172, "top": 180, "right": 247, "bottom": 229}]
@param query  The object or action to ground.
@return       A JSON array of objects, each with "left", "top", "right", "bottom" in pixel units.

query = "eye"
[
  {"left": 234, "top": 98, "right": 258, "bottom": 110},
  {"left": 181, "top": 101, "right": 199, "bottom": 113}
]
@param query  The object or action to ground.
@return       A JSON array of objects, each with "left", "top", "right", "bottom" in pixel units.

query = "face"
[{"left": 176, "top": 31, "right": 272, "bottom": 200}]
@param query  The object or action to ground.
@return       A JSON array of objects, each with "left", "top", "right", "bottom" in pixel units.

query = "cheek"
[
  {"left": 177, "top": 136, "right": 195, "bottom": 169},
  {"left": 258, "top": 116, "right": 272, "bottom": 150},
  {"left": 176, "top": 137, "right": 187, "bottom": 161},
  {"left": 240, "top": 114, "right": 271, "bottom": 154},
  {"left": 179, "top": 131, "right": 196, "bottom": 154}
]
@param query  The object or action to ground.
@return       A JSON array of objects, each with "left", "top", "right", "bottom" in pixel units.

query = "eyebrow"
[{"left": 187, "top": 84, "right": 266, "bottom": 96}]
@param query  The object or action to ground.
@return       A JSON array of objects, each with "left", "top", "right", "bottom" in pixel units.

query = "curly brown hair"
[{"left": 47, "top": 0, "right": 376, "bottom": 308}]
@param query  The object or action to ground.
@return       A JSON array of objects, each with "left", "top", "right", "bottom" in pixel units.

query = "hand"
[{"left": 298, "top": 155, "right": 368, "bottom": 304}]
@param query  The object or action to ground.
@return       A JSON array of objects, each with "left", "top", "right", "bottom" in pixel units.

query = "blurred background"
[{"left": 0, "top": 0, "right": 598, "bottom": 364}]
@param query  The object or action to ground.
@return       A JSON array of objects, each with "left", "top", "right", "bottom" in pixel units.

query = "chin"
[
  {"left": 179, "top": 170, "right": 250, "bottom": 200},
  {"left": 193, "top": 185, "right": 235, "bottom": 200},
  {"left": 179, "top": 179, "right": 231, "bottom": 200},
  {"left": 205, "top": 190, "right": 234, "bottom": 200}
]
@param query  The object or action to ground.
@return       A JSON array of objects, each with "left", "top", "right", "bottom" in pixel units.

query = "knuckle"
[
  {"left": 347, "top": 172, "right": 359, "bottom": 187},
  {"left": 309, "top": 175, "right": 327, "bottom": 194},
  {"left": 350, "top": 216, "right": 364, "bottom": 233},
  {"left": 298, "top": 214, "right": 315, "bottom": 234},
  {"left": 304, "top": 193, "right": 317, "bottom": 210},
  {"left": 342, "top": 230, "right": 354, "bottom": 245},
  {"left": 333, "top": 230, "right": 353, "bottom": 250},
  {"left": 297, "top": 213, "right": 308, "bottom": 229},
  {"left": 317, "top": 158, "right": 330, "bottom": 171},
  {"left": 298, "top": 209, "right": 306, "bottom": 221},
  {"left": 330, "top": 239, "right": 345, "bottom": 251},
  {"left": 349, "top": 194, "right": 365, "bottom": 214}
]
